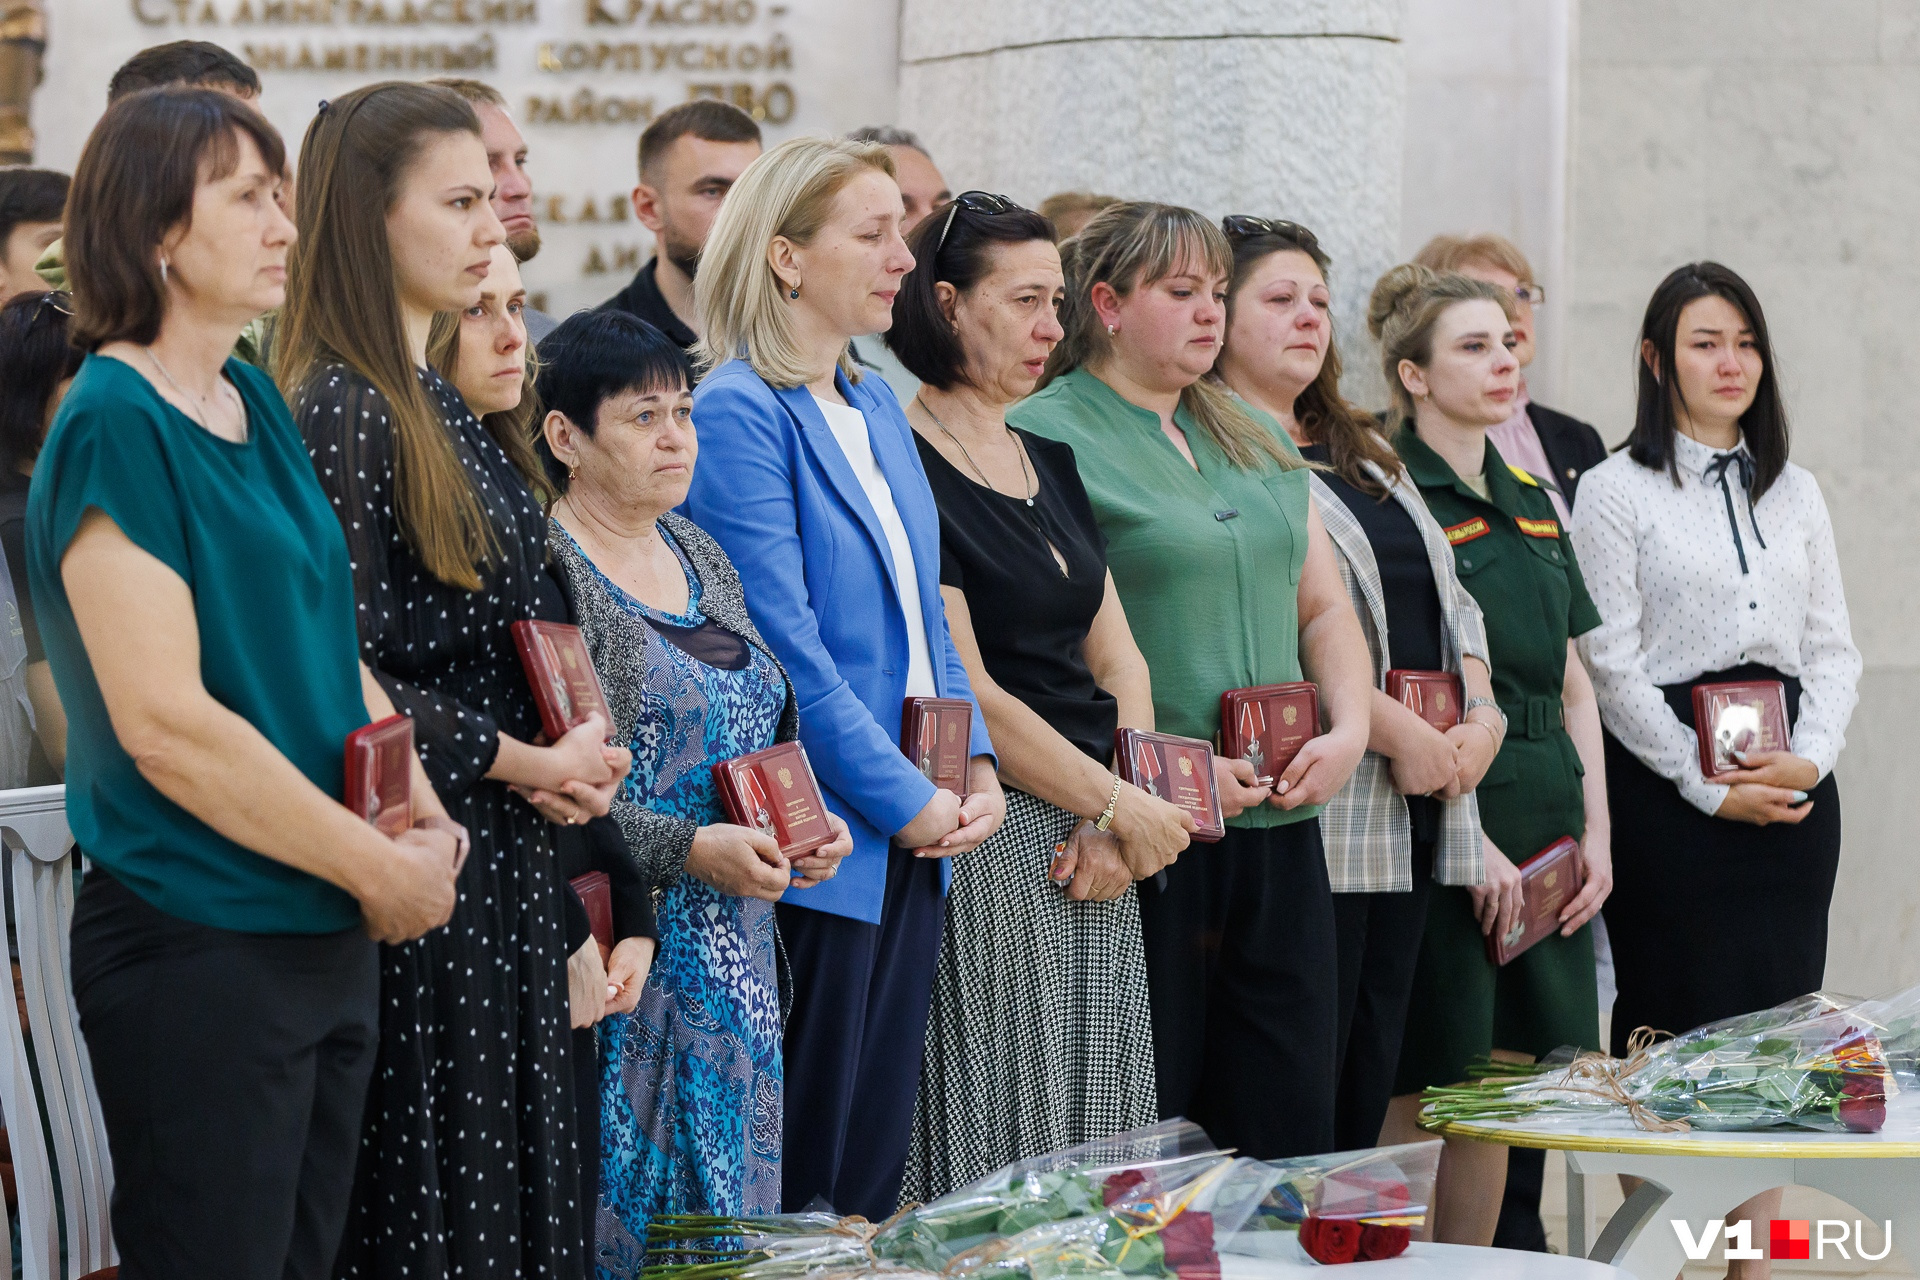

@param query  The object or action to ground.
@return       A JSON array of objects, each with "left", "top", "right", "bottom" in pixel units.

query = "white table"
[
  {"left": 1433, "top": 1089, "right": 1920, "bottom": 1279},
  {"left": 1222, "top": 1238, "right": 1630, "bottom": 1276}
]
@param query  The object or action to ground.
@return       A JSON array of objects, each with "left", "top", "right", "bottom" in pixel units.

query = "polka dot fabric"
[{"left": 296, "top": 364, "right": 582, "bottom": 1278}]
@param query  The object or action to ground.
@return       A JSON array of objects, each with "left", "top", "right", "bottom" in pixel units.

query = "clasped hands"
[
  {"left": 1386, "top": 709, "right": 1502, "bottom": 800},
  {"left": 895, "top": 756, "right": 1007, "bottom": 859},
  {"left": 1713, "top": 749, "right": 1818, "bottom": 826}
]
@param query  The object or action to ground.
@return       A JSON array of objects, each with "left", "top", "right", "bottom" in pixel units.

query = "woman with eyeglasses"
[
  {"left": 1570, "top": 263, "right": 1858, "bottom": 1261},
  {"left": 886, "top": 194, "right": 1192, "bottom": 1199},
  {"left": 1008, "top": 202, "right": 1373, "bottom": 1160},
  {"left": 683, "top": 137, "right": 1004, "bottom": 1221},
  {"left": 1213, "top": 217, "right": 1501, "bottom": 1156},
  {"left": 0, "top": 287, "right": 81, "bottom": 781}
]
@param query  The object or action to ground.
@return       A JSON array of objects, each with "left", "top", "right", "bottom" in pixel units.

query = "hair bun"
[{"left": 1367, "top": 262, "right": 1437, "bottom": 340}]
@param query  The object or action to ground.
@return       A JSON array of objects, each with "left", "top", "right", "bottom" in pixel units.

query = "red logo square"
[{"left": 1770, "top": 1220, "right": 1810, "bottom": 1260}]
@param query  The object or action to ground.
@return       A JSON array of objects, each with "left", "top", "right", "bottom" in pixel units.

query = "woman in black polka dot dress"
[{"left": 279, "top": 82, "right": 629, "bottom": 1279}]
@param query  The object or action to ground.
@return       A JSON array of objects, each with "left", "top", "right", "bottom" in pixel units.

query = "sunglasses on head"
[
  {"left": 30, "top": 290, "right": 71, "bottom": 324},
  {"left": 934, "top": 191, "right": 1021, "bottom": 255},
  {"left": 1221, "top": 215, "right": 1321, "bottom": 252}
]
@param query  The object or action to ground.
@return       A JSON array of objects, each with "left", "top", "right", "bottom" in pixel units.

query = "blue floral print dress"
[{"left": 581, "top": 525, "right": 787, "bottom": 1279}]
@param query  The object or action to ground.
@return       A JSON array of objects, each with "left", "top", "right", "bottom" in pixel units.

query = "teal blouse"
[
  {"left": 1010, "top": 368, "right": 1317, "bottom": 828},
  {"left": 28, "top": 355, "right": 369, "bottom": 933}
]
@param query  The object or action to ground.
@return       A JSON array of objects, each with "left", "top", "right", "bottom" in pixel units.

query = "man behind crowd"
[
  {"left": 1038, "top": 190, "right": 1120, "bottom": 241},
  {"left": 602, "top": 99, "right": 762, "bottom": 348},
  {"left": 843, "top": 124, "right": 950, "bottom": 403},
  {"left": 429, "top": 77, "right": 557, "bottom": 342},
  {"left": 0, "top": 168, "right": 65, "bottom": 305},
  {"left": 37, "top": 40, "right": 258, "bottom": 294}
]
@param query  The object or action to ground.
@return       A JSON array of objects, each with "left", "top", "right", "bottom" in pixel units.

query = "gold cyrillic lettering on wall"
[
  {"left": 581, "top": 243, "right": 644, "bottom": 274},
  {"left": 583, "top": 0, "right": 754, "bottom": 26},
  {"left": 687, "top": 78, "right": 789, "bottom": 122},
  {"left": 534, "top": 33, "right": 784, "bottom": 72},
  {"left": 135, "top": 0, "right": 538, "bottom": 25},
  {"left": 240, "top": 31, "right": 496, "bottom": 68}
]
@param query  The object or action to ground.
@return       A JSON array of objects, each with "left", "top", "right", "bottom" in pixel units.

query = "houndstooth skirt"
[{"left": 901, "top": 786, "right": 1158, "bottom": 1204}]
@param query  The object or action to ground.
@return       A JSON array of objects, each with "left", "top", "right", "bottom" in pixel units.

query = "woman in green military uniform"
[{"left": 1368, "top": 265, "right": 1613, "bottom": 1245}]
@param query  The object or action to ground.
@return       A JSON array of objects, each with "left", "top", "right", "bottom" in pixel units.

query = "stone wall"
[
  {"left": 1564, "top": 0, "right": 1920, "bottom": 992},
  {"left": 896, "top": 0, "right": 1406, "bottom": 405}
]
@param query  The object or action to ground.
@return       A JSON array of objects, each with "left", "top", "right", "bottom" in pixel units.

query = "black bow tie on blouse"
[{"left": 1703, "top": 449, "right": 1767, "bottom": 574}]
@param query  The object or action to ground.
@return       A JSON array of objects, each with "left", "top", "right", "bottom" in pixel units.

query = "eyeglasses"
[
  {"left": 1221, "top": 215, "right": 1321, "bottom": 252},
  {"left": 934, "top": 191, "right": 1021, "bottom": 256},
  {"left": 1513, "top": 283, "right": 1546, "bottom": 306},
  {"left": 30, "top": 290, "right": 71, "bottom": 324}
]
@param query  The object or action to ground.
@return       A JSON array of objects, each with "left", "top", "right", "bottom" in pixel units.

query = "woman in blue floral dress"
[{"left": 534, "top": 311, "right": 853, "bottom": 1278}]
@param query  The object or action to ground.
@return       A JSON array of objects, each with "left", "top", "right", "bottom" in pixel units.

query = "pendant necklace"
[
  {"left": 917, "top": 395, "right": 1034, "bottom": 506},
  {"left": 148, "top": 346, "right": 240, "bottom": 440}
]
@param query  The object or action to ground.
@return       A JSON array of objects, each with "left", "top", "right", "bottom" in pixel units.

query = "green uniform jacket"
[
  {"left": 1392, "top": 424, "right": 1604, "bottom": 1084},
  {"left": 1011, "top": 368, "right": 1317, "bottom": 829}
]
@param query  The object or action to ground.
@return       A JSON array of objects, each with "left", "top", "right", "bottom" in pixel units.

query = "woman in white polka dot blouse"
[{"left": 1570, "top": 261, "right": 1862, "bottom": 1054}]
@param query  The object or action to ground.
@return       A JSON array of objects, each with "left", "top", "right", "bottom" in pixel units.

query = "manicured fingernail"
[
  {"left": 1791, "top": 790, "right": 1809, "bottom": 803},
  {"left": 1053, "top": 843, "right": 1066, "bottom": 853}
]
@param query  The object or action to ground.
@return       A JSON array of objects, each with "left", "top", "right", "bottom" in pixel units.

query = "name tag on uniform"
[
  {"left": 1444, "top": 517, "right": 1490, "bottom": 545},
  {"left": 1515, "top": 516, "right": 1561, "bottom": 539}
]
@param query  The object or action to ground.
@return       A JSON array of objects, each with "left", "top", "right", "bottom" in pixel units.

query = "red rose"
[
  {"left": 1839, "top": 1092, "right": 1887, "bottom": 1133},
  {"left": 1841, "top": 1072, "right": 1885, "bottom": 1097},
  {"left": 1160, "top": 1211, "right": 1216, "bottom": 1267},
  {"left": 1300, "top": 1215, "right": 1362, "bottom": 1264},
  {"left": 1103, "top": 1169, "right": 1149, "bottom": 1206},
  {"left": 1356, "top": 1224, "right": 1412, "bottom": 1261},
  {"left": 1174, "top": 1264, "right": 1222, "bottom": 1280}
]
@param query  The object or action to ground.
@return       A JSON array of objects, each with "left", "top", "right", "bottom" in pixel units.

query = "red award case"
[
  {"left": 1485, "top": 836, "right": 1584, "bottom": 967},
  {"left": 511, "top": 620, "right": 613, "bottom": 741},
  {"left": 711, "top": 741, "right": 835, "bottom": 860},
  {"left": 344, "top": 714, "right": 413, "bottom": 837},
  {"left": 1386, "top": 669, "right": 1463, "bottom": 731},
  {"left": 901, "top": 696, "right": 972, "bottom": 796},
  {"left": 1217, "top": 682, "right": 1320, "bottom": 786},
  {"left": 1114, "top": 728, "right": 1226, "bottom": 843},
  {"left": 1692, "top": 680, "right": 1790, "bottom": 781},
  {"left": 569, "top": 870, "right": 613, "bottom": 961}
]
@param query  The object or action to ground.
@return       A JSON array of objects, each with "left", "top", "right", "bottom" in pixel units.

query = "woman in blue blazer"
[{"left": 684, "top": 136, "right": 1005, "bottom": 1219}]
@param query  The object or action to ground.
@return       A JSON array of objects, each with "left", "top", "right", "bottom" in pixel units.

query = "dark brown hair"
[
  {"left": 66, "top": 87, "right": 286, "bottom": 351},
  {"left": 109, "top": 40, "right": 260, "bottom": 102},
  {"left": 278, "top": 81, "right": 507, "bottom": 591},
  {"left": 1223, "top": 221, "right": 1401, "bottom": 499},
  {"left": 0, "top": 291, "right": 82, "bottom": 475},
  {"left": 637, "top": 100, "right": 761, "bottom": 182},
  {"left": 0, "top": 168, "right": 68, "bottom": 248},
  {"left": 1630, "top": 261, "right": 1788, "bottom": 498},
  {"left": 426, "top": 305, "right": 546, "bottom": 501},
  {"left": 886, "top": 196, "right": 1055, "bottom": 391}
]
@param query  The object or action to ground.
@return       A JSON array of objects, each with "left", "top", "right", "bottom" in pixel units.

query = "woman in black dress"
[
  {"left": 886, "top": 196, "right": 1195, "bottom": 1200},
  {"left": 280, "top": 81, "right": 630, "bottom": 1278}
]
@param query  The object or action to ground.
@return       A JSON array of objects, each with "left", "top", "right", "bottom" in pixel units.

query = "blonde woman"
[
  {"left": 682, "top": 135, "right": 1005, "bottom": 1219},
  {"left": 1008, "top": 203, "right": 1373, "bottom": 1160}
]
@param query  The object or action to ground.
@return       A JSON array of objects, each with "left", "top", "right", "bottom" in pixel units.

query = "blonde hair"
[
  {"left": 1412, "top": 232, "right": 1534, "bottom": 285},
  {"left": 1366, "top": 263, "right": 1515, "bottom": 423},
  {"left": 694, "top": 135, "right": 896, "bottom": 388},
  {"left": 1038, "top": 201, "right": 1300, "bottom": 473}
]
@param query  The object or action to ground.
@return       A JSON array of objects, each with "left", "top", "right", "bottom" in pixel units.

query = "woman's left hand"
[
  {"left": 1440, "top": 714, "right": 1502, "bottom": 797},
  {"left": 567, "top": 936, "right": 612, "bottom": 1029},
  {"left": 914, "top": 757, "right": 1006, "bottom": 858},
  {"left": 1048, "top": 821, "right": 1131, "bottom": 902},
  {"left": 1558, "top": 832, "right": 1613, "bottom": 936},
  {"left": 1270, "top": 725, "right": 1368, "bottom": 810},
  {"left": 602, "top": 936, "right": 656, "bottom": 1016},
  {"left": 789, "top": 811, "right": 854, "bottom": 888},
  {"left": 1716, "top": 750, "right": 1819, "bottom": 792},
  {"left": 515, "top": 743, "right": 632, "bottom": 825},
  {"left": 414, "top": 814, "right": 471, "bottom": 875}
]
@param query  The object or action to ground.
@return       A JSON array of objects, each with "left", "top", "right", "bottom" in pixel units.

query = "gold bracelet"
[
  {"left": 1094, "top": 774, "right": 1123, "bottom": 831},
  {"left": 1465, "top": 714, "right": 1502, "bottom": 747}
]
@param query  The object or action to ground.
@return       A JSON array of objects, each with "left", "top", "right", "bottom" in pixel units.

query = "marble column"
[{"left": 896, "top": 0, "right": 1407, "bottom": 402}]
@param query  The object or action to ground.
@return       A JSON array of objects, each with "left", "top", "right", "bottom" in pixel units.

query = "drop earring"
[
  {"left": 1106, "top": 323, "right": 1116, "bottom": 336},
  {"left": 788, "top": 284, "right": 801, "bottom": 300},
  {"left": 159, "top": 257, "right": 169, "bottom": 286}
]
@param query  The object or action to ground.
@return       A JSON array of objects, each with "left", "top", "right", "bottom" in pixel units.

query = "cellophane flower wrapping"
[
  {"left": 1215, "top": 1141, "right": 1440, "bottom": 1265},
  {"left": 1422, "top": 985, "right": 1915, "bottom": 1136}
]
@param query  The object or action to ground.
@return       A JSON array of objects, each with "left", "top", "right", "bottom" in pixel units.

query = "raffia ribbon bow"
[{"left": 1548, "top": 1026, "right": 1690, "bottom": 1133}]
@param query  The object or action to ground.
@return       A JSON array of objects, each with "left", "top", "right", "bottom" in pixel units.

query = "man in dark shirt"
[{"left": 601, "top": 100, "right": 762, "bottom": 350}]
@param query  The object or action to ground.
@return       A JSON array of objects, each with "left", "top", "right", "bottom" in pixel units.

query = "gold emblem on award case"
[
  {"left": 563, "top": 648, "right": 578, "bottom": 669},
  {"left": 1282, "top": 705, "right": 1298, "bottom": 726},
  {"left": 945, "top": 722, "right": 957, "bottom": 742},
  {"left": 1435, "top": 690, "right": 1448, "bottom": 711},
  {"left": 777, "top": 767, "right": 794, "bottom": 789},
  {"left": 1544, "top": 871, "right": 1558, "bottom": 889},
  {"left": 1178, "top": 755, "right": 1194, "bottom": 777}
]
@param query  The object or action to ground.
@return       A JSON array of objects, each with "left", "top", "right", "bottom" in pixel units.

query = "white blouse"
[
  {"left": 1569, "top": 431, "right": 1861, "bottom": 814},
  {"left": 812, "top": 394, "right": 937, "bottom": 698}
]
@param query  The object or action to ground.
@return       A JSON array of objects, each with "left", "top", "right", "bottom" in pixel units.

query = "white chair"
[{"left": 0, "top": 784, "right": 115, "bottom": 1280}]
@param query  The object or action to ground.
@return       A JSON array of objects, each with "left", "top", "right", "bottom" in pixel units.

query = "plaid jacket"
[{"left": 1312, "top": 460, "right": 1489, "bottom": 891}]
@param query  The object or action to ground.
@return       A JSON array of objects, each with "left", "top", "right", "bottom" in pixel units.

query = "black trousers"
[
  {"left": 1137, "top": 820, "right": 1338, "bottom": 1159},
  {"left": 777, "top": 845, "right": 943, "bottom": 1220},
  {"left": 70, "top": 869, "right": 378, "bottom": 1280},
  {"left": 1330, "top": 838, "right": 1434, "bottom": 1152}
]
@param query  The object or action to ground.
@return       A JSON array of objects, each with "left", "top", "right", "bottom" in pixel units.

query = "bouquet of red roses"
[{"left": 1217, "top": 1141, "right": 1442, "bottom": 1266}]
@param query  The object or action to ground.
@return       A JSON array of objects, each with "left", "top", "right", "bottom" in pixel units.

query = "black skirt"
[{"left": 1602, "top": 664, "right": 1841, "bottom": 1057}]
